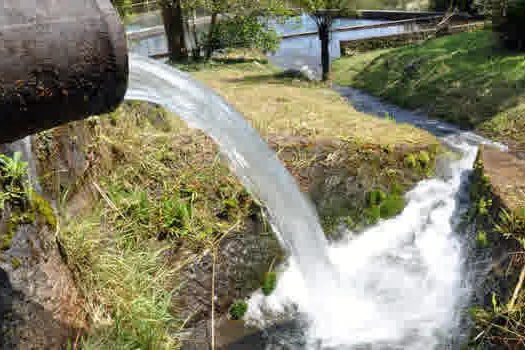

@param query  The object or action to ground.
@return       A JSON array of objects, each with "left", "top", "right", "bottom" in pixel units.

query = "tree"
[
  {"left": 111, "top": 0, "right": 133, "bottom": 18},
  {"left": 159, "top": 0, "right": 288, "bottom": 61},
  {"left": 202, "top": 0, "right": 290, "bottom": 59},
  {"left": 158, "top": 1, "right": 187, "bottom": 61},
  {"left": 493, "top": 0, "right": 525, "bottom": 51},
  {"left": 293, "top": 0, "right": 355, "bottom": 81}
]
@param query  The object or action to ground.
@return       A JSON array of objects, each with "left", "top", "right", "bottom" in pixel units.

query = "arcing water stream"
[
  {"left": 125, "top": 55, "right": 506, "bottom": 349},
  {"left": 125, "top": 54, "right": 336, "bottom": 288}
]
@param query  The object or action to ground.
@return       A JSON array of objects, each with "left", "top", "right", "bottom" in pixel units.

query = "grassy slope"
[
  {"left": 42, "top": 105, "right": 253, "bottom": 349},
  {"left": 40, "top": 61, "right": 439, "bottom": 348},
  {"left": 332, "top": 30, "right": 525, "bottom": 155}
]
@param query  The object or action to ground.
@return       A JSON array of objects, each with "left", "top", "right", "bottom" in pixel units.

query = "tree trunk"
[
  {"left": 162, "top": 1, "right": 187, "bottom": 61},
  {"left": 492, "top": 0, "right": 504, "bottom": 46},
  {"left": 319, "top": 24, "right": 330, "bottom": 81},
  {"left": 205, "top": 10, "right": 219, "bottom": 59},
  {"left": 191, "top": 9, "right": 200, "bottom": 58}
]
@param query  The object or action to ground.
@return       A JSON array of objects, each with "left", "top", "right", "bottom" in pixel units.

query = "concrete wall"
[
  {"left": 340, "top": 22, "right": 485, "bottom": 56},
  {"left": 357, "top": 9, "right": 484, "bottom": 21}
]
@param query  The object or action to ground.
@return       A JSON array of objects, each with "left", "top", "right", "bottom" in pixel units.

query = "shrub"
[
  {"left": 206, "top": 16, "right": 280, "bottom": 54},
  {"left": 229, "top": 300, "right": 248, "bottom": 320}
]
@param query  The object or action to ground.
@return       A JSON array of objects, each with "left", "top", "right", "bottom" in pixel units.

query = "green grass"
[
  {"left": 53, "top": 103, "right": 256, "bottom": 349},
  {"left": 191, "top": 60, "right": 437, "bottom": 146},
  {"left": 333, "top": 30, "right": 525, "bottom": 155}
]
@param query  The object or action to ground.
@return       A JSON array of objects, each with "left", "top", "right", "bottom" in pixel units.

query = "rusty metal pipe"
[{"left": 0, "top": 0, "right": 129, "bottom": 143}]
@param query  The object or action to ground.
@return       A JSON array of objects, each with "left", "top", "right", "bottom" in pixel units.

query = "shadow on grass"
[{"left": 225, "top": 71, "right": 326, "bottom": 88}]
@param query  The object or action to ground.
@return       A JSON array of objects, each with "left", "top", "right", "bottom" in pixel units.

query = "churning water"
[
  {"left": 125, "top": 55, "right": 505, "bottom": 349},
  {"left": 246, "top": 139, "right": 478, "bottom": 350}
]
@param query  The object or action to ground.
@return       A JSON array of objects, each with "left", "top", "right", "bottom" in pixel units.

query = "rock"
[
  {"left": 0, "top": 140, "right": 83, "bottom": 350},
  {"left": 280, "top": 67, "right": 316, "bottom": 81},
  {"left": 171, "top": 216, "right": 285, "bottom": 328},
  {"left": 403, "top": 57, "right": 430, "bottom": 77},
  {"left": 182, "top": 317, "right": 308, "bottom": 350},
  {"left": 478, "top": 144, "right": 525, "bottom": 214}
]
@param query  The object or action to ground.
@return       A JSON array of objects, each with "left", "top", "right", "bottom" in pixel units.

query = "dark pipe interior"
[{"left": 0, "top": 0, "right": 129, "bottom": 143}]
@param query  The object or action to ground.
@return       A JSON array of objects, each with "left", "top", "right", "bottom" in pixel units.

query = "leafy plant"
[
  {"left": 418, "top": 151, "right": 431, "bottom": 169},
  {"left": 229, "top": 300, "right": 248, "bottom": 320},
  {"left": 162, "top": 198, "right": 191, "bottom": 234},
  {"left": 0, "top": 152, "right": 29, "bottom": 210},
  {"left": 364, "top": 205, "right": 381, "bottom": 225},
  {"left": 379, "top": 195, "right": 405, "bottom": 219},
  {"left": 206, "top": 15, "right": 280, "bottom": 54},
  {"left": 384, "top": 112, "right": 395, "bottom": 121},
  {"left": 262, "top": 271, "right": 277, "bottom": 296},
  {"left": 404, "top": 153, "right": 418, "bottom": 169},
  {"left": 476, "top": 231, "right": 489, "bottom": 247},
  {"left": 366, "top": 189, "right": 386, "bottom": 207}
]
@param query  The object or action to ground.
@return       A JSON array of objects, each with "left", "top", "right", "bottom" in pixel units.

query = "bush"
[{"left": 206, "top": 16, "right": 280, "bottom": 54}]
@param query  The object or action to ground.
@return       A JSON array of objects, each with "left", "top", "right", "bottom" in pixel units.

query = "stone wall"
[
  {"left": 468, "top": 145, "right": 525, "bottom": 343},
  {"left": 340, "top": 22, "right": 485, "bottom": 56},
  {"left": 357, "top": 10, "right": 483, "bottom": 21}
]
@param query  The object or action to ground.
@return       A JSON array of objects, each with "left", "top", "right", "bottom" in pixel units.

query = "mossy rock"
[{"left": 30, "top": 191, "right": 57, "bottom": 230}]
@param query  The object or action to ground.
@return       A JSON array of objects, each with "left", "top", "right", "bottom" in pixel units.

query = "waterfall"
[
  {"left": 125, "top": 54, "right": 336, "bottom": 289},
  {"left": 124, "top": 54, "right": 507, "bottom": 349}
]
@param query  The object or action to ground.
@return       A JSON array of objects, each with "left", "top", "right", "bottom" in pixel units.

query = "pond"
[{"left": 127, "top": 13, "right": 417, "bottom": 76}]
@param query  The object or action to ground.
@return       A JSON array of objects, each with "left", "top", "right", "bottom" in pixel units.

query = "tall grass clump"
[{"left": 54, "top": 102, "right": 255, "bottom": 348}]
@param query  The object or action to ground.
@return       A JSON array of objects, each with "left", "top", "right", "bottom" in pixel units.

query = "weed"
[
  {"left": 10, "top": 257, "right": 21, "bottom": 270},
  {"left": 366, "top": 190, "right": 386, "bottom": 207},
  {"left": 229, "top": 300, "right": 248, "bottom": 320},
  {"left": 0, "top": 152, "right": 29, "bottom": 210},
  {"left": 262, "top": 271, "right": 277, "bottom": 296},
  {"left": 419, "top": 151, "right": 431, "bottom": 169},
  {"left": 404, "top": 154, "right": 418, "bottom": 169},
  {"left": 379, "top": 195, "right": 405, "bottom": 219},
  {"left": 476, "top": 231, "right": 489, "bottom": 248},
  {"left": 364, "top": 205, "right": 381, "bottom": 225}
]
